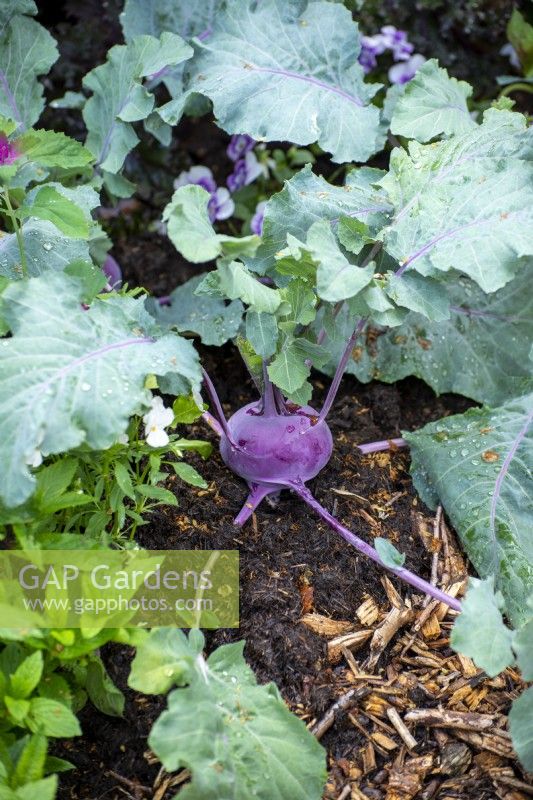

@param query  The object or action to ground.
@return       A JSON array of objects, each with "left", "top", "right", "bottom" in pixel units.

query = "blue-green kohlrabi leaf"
[
  {"left": 0, "top": 3, "right": 58, "bottom": 130},
  {"left": 390, "top": 59, "right": 475, "bottom": 143},
  {"left": 82, "top": 33, "right": 193, "bottom": 179},
  {"left": 322, "top": 266, "right": 533, "bottom": 406},
  {"left": 149, "top": 274, "right": 244, "bottom": 346},
  {"left": 248, "top": 164, "right": 391, "bottom": 274},
  {"left": 0, "top": 272, "right": 201, "bottom": 507},
  {"left": 405, "top": 394, "right": 533, "bottom": 626},
  {"left": 132, "top": 629, "right": 327, "bottom": 800},
  {"left": 380, "top": 109, "right": 533, "bottom": 293},
  {"left": 186, "top": 0, "right": 384, "bottom": 163}
]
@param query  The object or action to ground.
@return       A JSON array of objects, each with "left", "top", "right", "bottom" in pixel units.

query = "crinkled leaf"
[
  {"left": 268, "top": 338, "right": 329, "bottom": 396},
  {"left": 0, "top": 1, "right": 37, "bottom": 27},
  {"left": 0, "top": 272, "right": 200, "bottom": 507},
  {"left": 188, "top": 0, "right": 382, "bottom": 164},
  {"left": 406, "top": 395, "right": 533, "bottom": 626},
  {"left": 0, "top": 219, "right": 92, "bottom": 280},
  {"left": 249, "top": 164, "right": 390, "bottom": 274},
  {"left": 381, "top": 109, "right": 533, "bottom": 292},
  {"left": 217, "top": 261, "right": 281, "bottom": 313},
  {"left": 509, "top": 687, "right": 533, "bottom": 771},
  {"left": 82, "top": 33, "right": 192, "bottom": 174},
  {"left": 390, "top": 59, "right": 475, "bottom": 142},
  {"left": 17, "top": 129, "right": 93, "bottom": 169},
  {"left": 0, "top": 13, "right": 58, "bottom": 130},
  {"left": 128, "top": 628, "right": 203, "bottom": 695},
  {"left": 450, "top": 577, "right": 514, "bottom": 676},
  {"left": 326, "top": 268, "right": 533, "bottom": 405},
  {"left": 18, "top": 186, "right": 89, "bottom": 239},
  {"left": 164, "top": 185, "right": 259, "bottom": 263},
  {"left": 384, "top": 272, "right": 450, "bottom": 321},
  {"left": 246, "top": 311, "right": 278, "bottom": 358},
  {"left": 280, "top": 279, "right": 316, "bottom": 325},
  {"left": 306, "top": 220, "right": 376, "bottom": 302},
  {"left": 150, "top": 274, "right": 243, "bottom": 346},
  {"left": 149, "top": 635, "right": 326, "bottom": 800}
]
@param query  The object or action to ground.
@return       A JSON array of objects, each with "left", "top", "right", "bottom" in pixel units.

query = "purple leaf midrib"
[
  {"left": 246, "top": 64, "right": 364, "bottom": 108},
  {"left": 39, "top": 337, "right": 155, "bottom": 394}
]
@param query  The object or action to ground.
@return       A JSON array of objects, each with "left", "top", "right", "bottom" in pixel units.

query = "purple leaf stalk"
[{"left": 201, "top": 334, "right": 462, "bottom": 612}]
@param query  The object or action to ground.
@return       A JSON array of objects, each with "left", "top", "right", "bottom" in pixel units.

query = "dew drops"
[
  {"left": 81, "top": 382, "right": 91, "bottom": 391},
  {"left": 42, "top": 242, "right": 53, "bottom": 251},
  {"left": 460, "top": 448, "right": 469, "bottom": 457}
]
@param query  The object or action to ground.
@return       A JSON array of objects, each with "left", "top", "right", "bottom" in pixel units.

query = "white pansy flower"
[
  {"left": 25, "top": 449, "right": 43, "bottom": 468},
  {"left": 143, "top": 396, "right": 174, "bottom": 448}
]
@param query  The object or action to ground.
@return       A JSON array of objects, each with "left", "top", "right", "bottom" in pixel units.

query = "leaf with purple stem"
[
  {"left": 187, "top": 0, "right": 384, "bottom": 164},
  {"left": 82, "top": 33, "right": 192, "bottom": 184},
  {"left": 317, "top": 266, "right": 533, "bottom": 406},
  {"left": 406, "top": 394, "right": 533, "bottom": 626}
]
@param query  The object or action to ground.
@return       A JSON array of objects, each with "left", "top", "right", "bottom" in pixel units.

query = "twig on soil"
[
  {"left": 367, "top": 604, "right": 416, "bottom": 670},
  {"left": 404, "top": 709, "right": 496, "bottom": 732},
  {"left": 386, "top": 707, "right": 418, "bottom": 750},
  {"left": 106, "top": 771, "right": 151, "bottom": 799},
  {"left": 311, "top": 687, "right": 369, "bottom": 740}
]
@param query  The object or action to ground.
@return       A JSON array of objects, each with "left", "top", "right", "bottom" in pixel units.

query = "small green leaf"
[
  {"left": 375, "top": 538, "right": 405, "bottom": 568},
  {"left": 18, "top": 129, "right": 93, "bottom": 169},
  {"left": 4, "top": 696, "right": 30, "bottom": 724},
  {"left": 217, "top": 261, "right": 280, "bottom": 314},
  {"left": 114, "top": 462, "right": 135, "bottom": 501},
  {"left": 27, "top": 698, "right": 81, "bottom": 738},
  {"left": 172, "top": 395, "right": 202, "bottom": 424},
  {"left": 163, "top": 185, "right": 259, "bottom": 263},
  {"left": 172, "top": 462, "right": 207, "bottom": 489},
  {"left": 9, "top": 651, "right": 43, "bottom": 699},
  {"left": 85, "top": 656, "right": 125, "bottom": 717},
  {"left": 128, "top": 628, "right": 202, "bottom": 695},
  {"left": 12, "top": 734, "right": 47, "bottom": 788},
  {"left": 246, "top": 311, "right": 278, "bottom": 358},
  {"left": 18, "top": 186, "right": 89, "bottom": 239}
]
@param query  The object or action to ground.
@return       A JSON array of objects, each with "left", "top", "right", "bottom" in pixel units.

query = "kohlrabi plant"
[{"left": 128, "top": 627, "right": 327, "bottom": 799}]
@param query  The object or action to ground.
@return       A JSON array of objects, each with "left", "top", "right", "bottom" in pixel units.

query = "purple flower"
[
  {"left": 0, "top": 135, "right": 19, "bottom": 166},
  {"left": 227, "top": 151, "right": 263, "bottom": 192},
  {"left": 174, "top": 165, "right": 217, "bottom": 195},
  {"left": 380, "top": 26, "right": 414, "bottom": 61},
  {"left": 227, "top": 134, "right": 256, "bottom": 162},
  {"left": 250, "top": 200, "right": 267, "bottom": 236},
  {"left": 388, "top": 53, "right": 426, "bottom": 85},
  {"left": 174, "top": 165, "right": 234, "bottom": 222},
  {"left": 102, "top": 254, "right": 122, "bottom": 291},
  {"left": 359, "top": 34, "right": 386, "bottom": 73},
  {"left": 208, "top": 187, "right": 235, "bottom": 222}
]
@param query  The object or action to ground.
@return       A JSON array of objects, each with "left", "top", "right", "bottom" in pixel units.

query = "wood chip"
[
  {"left": 356, "top": 597, "right": 380, "bottom": 626},
  {"left": 386, "top": 707, "right": 418, "bottom": 750},
  {"left": 372, "top": 731, "right": 398, "bottom": 751},
  {"left": 300, "top": 612, "right": 354, "bottom": 638},
  {"left": 367, "top": 606, "right": 416, "bottom": 669},
  {"left": 361, "top": 741, "right": 376, "bottom": 774},
  {"left": 421, "top": 613, "right": 441, "bottom": 639},
  {"left": 328, "top": 629, "right": 373, "bottom": 664},
  {"left": 404, "top": 708, "right": 495, "bottom": 732},
  {"left": 311, "top": 687, "right": 368, "bottom": 740}
]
